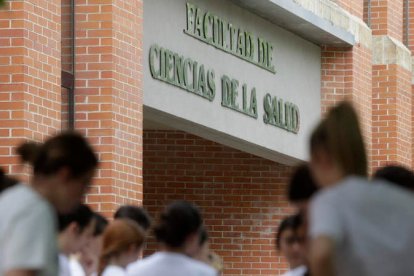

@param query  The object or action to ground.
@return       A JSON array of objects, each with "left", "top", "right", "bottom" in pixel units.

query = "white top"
[
  {"left": 69, "top": 257, "right": 85, "bottom": 276},
  {"left": 282, "top": 265, "right": 307, "bottom": 276},
  {"left": 0, "top": 184, "right": 58, "bottom": 276},
  {"left": 127, "top": 252, "right": 217, "bottom": 276},
  {"left": 102, "top": 265, "right": 126, "bottom": 276},
  {"left": 310, "top": 177, "right": 414, "bottom": 276},
  {"left": 60, "top": 254, "right": 72, "bottom": 276}
]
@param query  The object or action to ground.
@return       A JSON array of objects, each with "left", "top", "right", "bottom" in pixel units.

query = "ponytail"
[
  {"left": 16, "top": 142, "right": 41, "bottom": 165},
  {"left": 310, "top": 101, "right": 367, "bottom": 177},
  {"left": 15, "top": 131, "right": 98, "bottom": 178}
]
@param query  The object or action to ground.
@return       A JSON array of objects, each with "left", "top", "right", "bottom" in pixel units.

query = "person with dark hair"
[
  {"left": 127, "top": 201, "right": 216, "bottom": 276},
  {"left": 276, "top": 215, "right": 307, "bottom": 276},
  {"left": 98, "top": 219, "right": 145, "bottom": 276},
  {"left": 0, "top": 167, "right": 18, "bottom": 193},
  {"left": 114, "top": 205, "right": 152, "bottom": 231},
  {"left": 70, "top": 213, "right": 109, "bottom": 276},
  {"left": 373, "top": 165, "right": 414, "bottom": 191},
  {"left": 194, "top": 227, "right": 223, "bottom": 275},
  {"left": 58, "top": 204, "right": 95, "bottom": 276},
  {"left": 288, "top": 163, "right": 318, "bottom": 211},
  {"left": 195, "top": 227, "right": 209, "bottom": 263},
  {"left": 308, "top": 102, "right": 414, "bottom": 276},
  {"left": 0, "top": 131, "right": 98, "bottom": 276},
  {"left": 93, "top": 213, "right": 110, "bottom": 236}
]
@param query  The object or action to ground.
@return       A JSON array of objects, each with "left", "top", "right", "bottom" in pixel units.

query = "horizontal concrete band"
[
  {"left": 372, "top": 35, "right": 412, "bottom": 71},
  {"left": 231, "top": 0, "right": 371, "bottom": 48}
]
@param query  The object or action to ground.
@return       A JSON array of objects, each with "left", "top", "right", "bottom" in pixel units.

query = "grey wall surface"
[{"left": 143, "top": 0, "right": 321, "bottom": 164}]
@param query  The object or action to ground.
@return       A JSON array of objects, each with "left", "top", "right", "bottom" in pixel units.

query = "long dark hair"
[{"left": 310, "top": 101, "right": 367, "bottom": 177}]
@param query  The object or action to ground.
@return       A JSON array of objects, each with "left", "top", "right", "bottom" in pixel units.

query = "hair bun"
[{"left": 16, "top": 142, "right": 41, "bottom": 164}]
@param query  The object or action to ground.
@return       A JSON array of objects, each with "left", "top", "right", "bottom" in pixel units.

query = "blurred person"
[
  {"left": 308, "top": 101, "right": 414, "bottom": 276},
  {"left": 276, "top": 214, "right": 307, "bottom": 276},
  {"left": 288, "top": 163, "right": 318, "bottom": 212},
  {"left": 373, "top": 164, "right": 414, "bottom": 191},
  {"left": 70, "top": 212, "right": 109, "bottom": 276},
  {"left": 127, "top": 201, "right": 216, "bottom": 276},
  {"left": 115, "top": 205, "right": 152, "bottom": 270},
  {"left": 58, "top": 204, "right": 95, "bottom": 276},
  {"left": 0, "top": 167, "right": 18, "bottom": 193},
  {"left": 0, "top": 131, "right": 98, "bottom": 276},
  {"left": 98, "top": 219, "right": 145, "bottom": 276},
  {"left": 195, "top": 227, "right": 210, "bottom": 264},
  {"left": 195, "top": 227, "right": 223, "bottom": 275},
  {"left": 114, "top": 205, "right": 152, "bottom": 232}
]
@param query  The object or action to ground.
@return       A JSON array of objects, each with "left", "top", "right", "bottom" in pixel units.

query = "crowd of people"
[
  {"left": 0, "top": 133, "right": 221, "bottom": 276},
  {"left": 0, "top": 101, "right": 414, "bottom": 276}
]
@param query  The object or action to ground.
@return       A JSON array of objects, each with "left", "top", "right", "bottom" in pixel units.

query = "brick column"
[
  {"left": 371, "top": 0, "right": 404, "bottom": 40},
  {"left": 406, "top": 1, "right": 414, "bottom": 169},
  {"left": 0, "top": 1, "right": 61, "bottom": 175},
  {"left": 369, "top": 0, "right": 413, "bottom": 169},
  {"left": 320, "top": 23, "right": 373, "bottom": 169},
  {"left": 76, "top": 0, "right": 143, "bottom": 215}
]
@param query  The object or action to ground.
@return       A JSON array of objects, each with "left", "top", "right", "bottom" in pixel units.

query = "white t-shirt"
[
  {"left": 69, "top": 257, "right": 85, "bottom": 276},
  {"left": 60, "top": 254, "right": 72, "bottom": 276},
  {"left": 102, "top": 265, "right": 126, "bottom": 276},
  {"left": 0, "top": 184, "right": 58, "bottom": 276},
  {"left": 282, "top": 265, "right": 307, "bottom": 276},
  {"left": 310, "top": 177, "right": 414, "bottom": 276},
  {"left": 127, "top": 252, "right": 217, "bottom": 276}
]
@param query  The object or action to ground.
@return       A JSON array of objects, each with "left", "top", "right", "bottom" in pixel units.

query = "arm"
[
  {"left": 5, "top": 270, "right": 37, "bottom": 276},
  {"left": 310, "top": 235, "right": 336, "bottom": 276}
]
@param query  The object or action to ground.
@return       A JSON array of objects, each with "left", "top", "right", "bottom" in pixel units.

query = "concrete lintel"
[
  {"left": 373, "top": 35, "right": 412, "bottom": 71},
  {"left": 231, "top": 0, "right": 356, "bottom": 47}
]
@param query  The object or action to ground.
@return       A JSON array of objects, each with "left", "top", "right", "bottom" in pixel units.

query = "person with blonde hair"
[
  {"left": 98, "top": 219, "right": 145, "bottom": 276},
  {"left": 308, "top": 102, "right": 414, "bottom": 276}
]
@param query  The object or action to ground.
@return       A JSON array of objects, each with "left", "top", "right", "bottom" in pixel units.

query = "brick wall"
[
  {"left": 75, "top": 0, "right": 143, "bottom": 216},
  {"left": 369, "top": 0, "right": 413, "bottom": 170},
  {"left": 143, "top": 130, "right": 294, "bottom": 276},
  {"left": 372, "top": 65, "right": 412, "bottom": 169},
  {"left": 0, "top": 0, "right": 61, "bottom": 176},
  {"left": 370, "top": 0, "right": 404, "bottom": 40}
]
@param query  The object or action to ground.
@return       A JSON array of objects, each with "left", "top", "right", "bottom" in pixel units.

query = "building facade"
[{"left": 0, "top": 0, "right": 413, "bottom": 275}]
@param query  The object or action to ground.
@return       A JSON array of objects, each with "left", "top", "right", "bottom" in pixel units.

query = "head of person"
[
  {"left": 114, "top": 205, "right": 152, "bottom": 231},
  {"left": 288, "top": 163, "right": 319, "bottom": 211},
  {"left": 153, "top": 201, "right": 203, "bottom": 257},
  {"left": 195, "top": 227, "right": 210, "bottom": 263},
  {"left": 373, "top": 165, "right": 414, "bottom": 191},
  {"left": 80, "top": 213, "right": 109, "bottom": 276},
  {"left": 310, "top": 101, "right": 367, "bottom": 188},
  {"left": 58, "top": 204, "right": 95, "bottom": 255},
  {"left": 98, "top": 219, "right": 145, "bottom": 275},
  {"left": 0, "top": 167, "right": 18, "bottom": 193},
  {"left": 17, "top": 131, "right": 98, "bottom": 213},
  {"left": 276, "top": 214, "right": 305, "bottom": 269}
]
